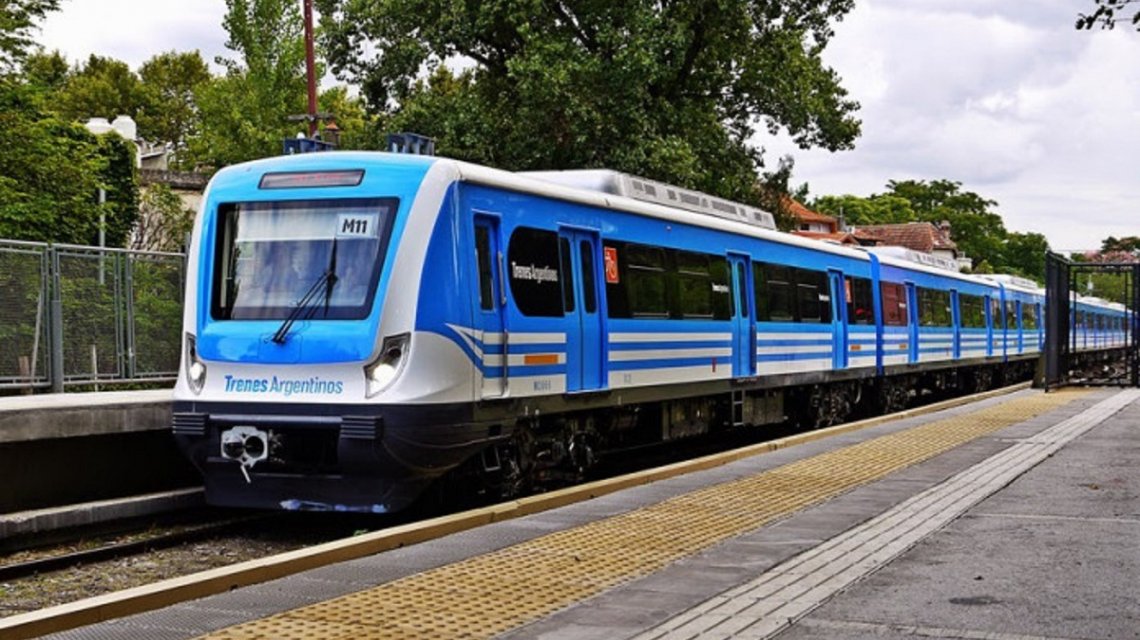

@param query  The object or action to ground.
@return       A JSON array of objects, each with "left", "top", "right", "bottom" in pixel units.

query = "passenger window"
[
  {"left": 579, "top": 240, "right": 596, "bottom": 314},
  {"left": 559, "top": 238, "right": 575, "bottom": 313},
  {"left": 765, "top": 264, "right": 795, "bottom": 322},
  {"left": 626, "top": 245, "right": 668, "bottom": 317},
  {"left": 475, "top": 225, "right": 494, "bottom": 311},
  {"left": 881, "top": 282, "right": 908, "bottom": 327},
  {"left": 846, "top": 277, "right": 875, "bottom": 325}
]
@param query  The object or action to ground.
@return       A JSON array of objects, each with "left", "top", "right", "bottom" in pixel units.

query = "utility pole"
[{"left": 303, "top": 0, "right": 318, "bottom": 138}]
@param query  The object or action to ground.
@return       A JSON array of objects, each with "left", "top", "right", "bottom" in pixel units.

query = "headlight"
[
  {"left": 185, "top": 333, "right": 207, "bottom": 394},
  {"left": 364, "top": 333, "right": 409, "bottom": 397}
]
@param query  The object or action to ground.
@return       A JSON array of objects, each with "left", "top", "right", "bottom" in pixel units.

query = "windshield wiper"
[{"left": 271, "top": 241, "right": 338, "bottom": 344}]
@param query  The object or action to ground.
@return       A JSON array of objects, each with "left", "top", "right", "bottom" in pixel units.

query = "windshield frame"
[{"left": 209, "top": 197, "right": 398, "bottom": 321}]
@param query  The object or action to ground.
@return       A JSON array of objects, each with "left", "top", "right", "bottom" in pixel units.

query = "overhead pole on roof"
[{"left": 303, "top": 0, "right": 318, "bottom": 138}]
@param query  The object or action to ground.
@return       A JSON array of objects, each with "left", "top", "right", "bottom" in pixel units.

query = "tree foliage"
[
  {"left": 317, "top": 0, "right": 861, "bottom": 205},
  {"left": 1076, "top": 0, "right": 1140, "bottom": 30},
  {"left": 811, "top": 180, "right": 1051, "bottom": 282},
  {"left": 0, "top": 0, "right": 59, "bottom": 75},
  {"left": 53, "top": 54, "right": 149, "bottom": 124},
  {"left": 132, "top": 183, "right": 195, "bottom": 253},
  {"left": 0, "top": 82, "right": 103, "bottom": 244},
  {"left": 186, "top": 0, "right": 308, "bottom": 169},
  {"left": 137, "top": 50, "right": 211, "bottom": 162}
]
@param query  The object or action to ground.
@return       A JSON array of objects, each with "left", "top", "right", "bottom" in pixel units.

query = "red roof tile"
[{"left": 855, "top": 222, "right": 957, "bottom": 255}]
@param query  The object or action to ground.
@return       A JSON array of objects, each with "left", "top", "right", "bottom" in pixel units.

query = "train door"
[
  {"left": 559, "top": 229, "right": 605, "bottom": 392},
  {"left": 906, "top": 282, "right": 919, "bottom": 363},
  {"left": 728, "top": 253, "right": 756, "bottom": 377},
  {"left": 473, "top": 214, "right": 507, "bottom": 397},
  {"left": 1015, "top": 301, "right": 1024, "bottom": 353},
  {"left": 829, "top": 271, "right": 848, "bottom": 369}
]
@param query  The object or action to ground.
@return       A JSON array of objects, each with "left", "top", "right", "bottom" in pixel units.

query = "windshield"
[{"left": 210, "top": 198, "right": 397, "bottom": 320}]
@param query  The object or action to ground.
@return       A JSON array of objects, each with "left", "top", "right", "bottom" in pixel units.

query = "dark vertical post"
[
  {"left": 303, "top": 0, "right": 318, "bottom": 138},
  {"left": 1044, "top": 252, "right": 1072, "bottom": 390},
  {"left": 50, "top": 248, "right": 64, "bottom": 393},
  {"left": 1126, "top": 263, "right": 1135, "bottom": 387}
]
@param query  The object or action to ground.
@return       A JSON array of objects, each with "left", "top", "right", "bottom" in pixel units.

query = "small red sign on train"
[{"left": 604, "top": 246, "right": 619, "bottom": 284}]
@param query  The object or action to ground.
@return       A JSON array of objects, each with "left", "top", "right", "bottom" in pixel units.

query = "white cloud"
[
  {"left": 765, "top": 0, "right": 1140, "bottom": 252},
  {"left": 38, "top": 0, "right": 229, "bottom": 71}
]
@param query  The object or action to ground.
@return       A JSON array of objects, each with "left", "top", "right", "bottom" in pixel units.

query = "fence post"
[{"left": 49, "top": 247, "right": 64, "bottom": 393}]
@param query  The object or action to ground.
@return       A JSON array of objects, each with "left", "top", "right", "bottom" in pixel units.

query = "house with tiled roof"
[
  {"left": 784, "top": 198, "right": 868, "bottom": 246},
  {"left": 855, "top": 221, "right": 972, "bottom": 271}
]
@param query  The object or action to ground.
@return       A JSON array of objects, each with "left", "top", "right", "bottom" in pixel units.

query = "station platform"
[
  {"left": 31, "top": 385, "right": 1140, "bottom": 639},
  {"left": 0, "top": 390, "right": 193, "bottom": 516}
]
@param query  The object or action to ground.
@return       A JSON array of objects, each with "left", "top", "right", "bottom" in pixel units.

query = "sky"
[{"left": 35, "top": 0, "right": 1140, "bottom": 253}]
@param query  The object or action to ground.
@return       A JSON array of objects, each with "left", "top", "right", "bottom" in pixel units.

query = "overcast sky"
[{"left": 37, "top": 0, "right": 1140, "bottom": 253}]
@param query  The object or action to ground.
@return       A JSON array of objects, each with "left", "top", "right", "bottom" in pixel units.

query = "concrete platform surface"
[{"left": 30, "top": 387, "right": 1140, "bottom": 640}]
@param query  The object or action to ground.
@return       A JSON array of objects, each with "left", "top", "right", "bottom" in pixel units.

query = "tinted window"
[
  {"left": 918, "top": 288, "right": 951, "bottom": 327},
  {"left": 881, "top": 282, "right": 908, "bottom": 327},
  {"left": 960, "top": 293, "right": 986, "bottom": 328},
  {"left": 760, "top": 264, "right": 795, "bottom": 321},
  {"left": 1023, "top": 303, "right": 1038, "bottom": 330},
  {"left": 579, "top": 240, "right": 596, "bottom": 313},
  {"left": 559, "top": 238, "right": 574, "bottom": 313},
  {"left": 626, "top": 245, "right": 668, "bottom": 317},
  {"left": 847, "top": 277, "right": 875, "bottom": 325},
  {"left": 508, "top": 227, "right": 563, "bottom": 317},
  {"left": 475, "top": 225, "right": 494, "bottom": 311}
]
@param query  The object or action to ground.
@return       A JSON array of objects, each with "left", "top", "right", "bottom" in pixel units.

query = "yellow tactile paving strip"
[{"left": 201, "top": 389, "right": 1087, "bottom": 640}]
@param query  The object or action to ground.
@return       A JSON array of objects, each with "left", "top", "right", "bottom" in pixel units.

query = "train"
[{"left": 172, "top": 151, "right": 1129, "bottom": 512}]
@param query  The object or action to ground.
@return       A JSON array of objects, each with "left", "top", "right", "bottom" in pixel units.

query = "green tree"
[
  {"left": 187, "top": 0, "right": 307, "bottom": 169},
  {"left": 53, "top": 54, "right": 150, "bottom": 124},
  {"left": 811, "top": 193, "right": 916, "bottom": 226},
  {"left": 1077, "top": 0, "right": 1140, "bottom": 30},
  {"left": 0, "top": 0, "right": 59, "bottom": 75},
  {"left": 318, "top": 85, "right": 378, "bottom": 149},
  {"left": 1101, "top": 235, "right": 1140, "bottom": 255},
  {"left": 1001, "top": 231, "right": 1049, "bottom": 282},
  {"left": 21, "top": 49, "right": 68, "bottom": 92},
  {"left": 316, "top": 0, "right": 861, "bottom": 205},
  {"left": 137, "top": 50, "right": 211, "bottom": 158},
  {"left": 0, "top": 83, "right": 104, "bottom": 244},
  {"left": 881, "top": 179, "right": 1008, "bottom": 270},
  {"left": 132, "top": 184, "right": 195, "bottom": 252}
]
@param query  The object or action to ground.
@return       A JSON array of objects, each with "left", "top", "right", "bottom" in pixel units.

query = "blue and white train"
[{"left": 173, "top": 151, "right": 1128, "bottom": 512}]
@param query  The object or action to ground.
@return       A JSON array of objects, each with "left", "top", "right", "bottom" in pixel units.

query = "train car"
[{"left": 172, "top": 151, "right": 1114, "bottom": 513}]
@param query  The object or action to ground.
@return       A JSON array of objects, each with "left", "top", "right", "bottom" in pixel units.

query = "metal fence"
[{"left": 0, "top": 240, "right": 185, "bottom": 392}]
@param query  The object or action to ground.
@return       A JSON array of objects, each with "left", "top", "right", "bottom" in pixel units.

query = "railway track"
[{"left": 0, "top": 382, "right": 1029, "bottom": 639}]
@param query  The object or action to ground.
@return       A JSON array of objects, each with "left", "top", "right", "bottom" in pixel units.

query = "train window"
[
  {"left": 761, "top": 264, "right": 795, "bottom": 321},
  {"left": 1005, "top": 302, "right": 1017, "bottom": 329},
  {"left": 626, "top": 244, "right": 668, "bottom": 317},
  {"left": 796, "top": 269, "right": 830, "bottom": 323},
  {"left": 959, "top": 294, "right": 986, "bottom": 328},
  {"left": 1023, "top": 304, "right": 1039, "bottom": 330},
  {"left": 735, "top": 263, "right": 748, "bottom": 318},
  {"left": 211, "top": 198, "right": 396, "bottom": 321},
  {"left": 475, "top": 226, "right": 495, "bottom": 311},
  {"left": 846, "top": 277, "right": 875, "bottom": 325},
  {"left": 918, "top": 288, "right": 951, "bottom": 327},
  {"left": 881, "top": 282, "right": 908, "bottom": 327},
  {"left": 507, "top": 227, "right": 564, "bottom": 317},
  {"left": 559, "top": 238, "right": 575, "bottom": 313},
  {"left": 709, "top": 258, "right": 732, "bottom": 320},
  {"left": 676, "top": 251, "right": 714, "bottom": 319},
  {"left": 991, "top": 297, "right": 1003, "bottom": 329},
  {"left": 579, "top": 241, "right": 596, "bottom": 313}
]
